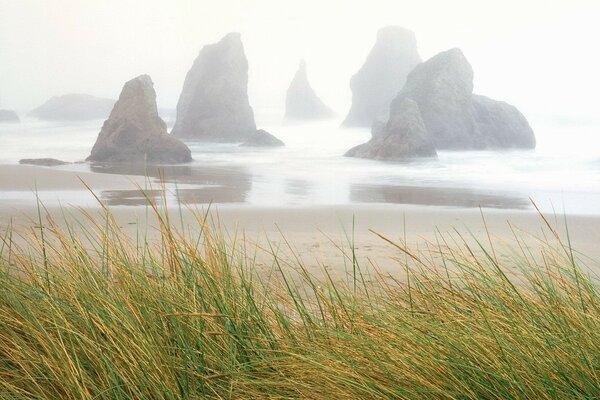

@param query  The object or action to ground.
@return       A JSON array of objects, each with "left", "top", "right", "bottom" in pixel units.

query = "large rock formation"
[
  {"left": 0, "top": 110, "right": 20, "bottom": 123},
  {"left": 29, "top": 94, "right": 114, "bottom": 121},
  {"left": 390, "top": 48, "right": 535, "bottom": 150},
  {"left": 87, "top": 75, "right": 192, "bottom": 163},
  {"left": 345, "top": 98, "right": 436, "bottom": 160},
  {"left": 346, "top": 48, "right": 535, "bottom": 160},
  {"left": 241, "top": 129, "right": 285, "bottom": 147},
  {"left": 171, "top": 33, "right": 256, "bottom": 142},
  {"left": 285, "top": 60, "right": 334, "bottom": 121},
  {"left": 342, "top": 26, "right": 421, "bottom": 127}
]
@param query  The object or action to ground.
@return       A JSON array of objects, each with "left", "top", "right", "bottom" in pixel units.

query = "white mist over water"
[{"left": 1, "top": 117, "right": 599, "bottom": 214}]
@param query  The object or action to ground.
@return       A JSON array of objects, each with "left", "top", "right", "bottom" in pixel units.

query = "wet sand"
[
  {"left": 0, "top": 164, "right": 145, "bottom": 191},
  {"left": 1, "top": 164, "right": 599, "bottom": 273}
]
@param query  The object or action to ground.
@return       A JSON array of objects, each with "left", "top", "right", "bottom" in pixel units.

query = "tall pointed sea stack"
[
  {"left": 285, "top": 60, "right": 334, "bottom": 121},
  {"left": 342, "top": 26, "right": 421, "bottom": 127},
  {"left": 171, "top": 33, "right": 256, "bottom": 142},
  {"left": 87, "top": 75, "right": 191, "bottom": 163}
]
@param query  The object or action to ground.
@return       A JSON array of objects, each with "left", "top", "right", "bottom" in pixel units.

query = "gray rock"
[
  {"left": 285, "top": 60, "right": 334, "bottom": 121},
  {"left": 391, "top": 48, "right": 475, "bottom": 149},
  {"left": 171, "top": 33, "right": 256, "bottom": 142},
  {"left": 87, "top": 75, "right": 192, "bottom": 164},
  {"left": 0, "top": 110, "right": 20, "bottom": 123},
  {"left": 471, "top": 95, "right": 536, "bottom": 149},
  {"left": 29, "top": 94, "right": 114, "bottom": 121},
  {"left": 19, "top": 158, "right": 70, "bottom": 167},
  {"left": 345, "top": 98, "right": 436, "bottom": 160},
  {"left": 342, "top": 26, "right": 421, "bottom": 127},
  {"left": 389, "top": 48, "right": 535, "bottom": 150},
  {"left": 241, "top": 129, "right": 285, "bottom": 147}
]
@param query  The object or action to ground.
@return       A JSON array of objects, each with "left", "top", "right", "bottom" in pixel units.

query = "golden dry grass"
[{"left": 0, "top": 204, "right": 598, "bottom": 399}]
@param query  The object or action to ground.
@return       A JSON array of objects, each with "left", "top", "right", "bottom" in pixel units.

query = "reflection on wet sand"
[
  {"left": 88, "top": 163, "right": 530, "bottom": 210},
  {"left": 90, "top": 163, "right": 252, "bottom": 206},
  {"left": 350, "top": 184, "right": 530, "bottom": 210},
  {"left": 285, "top": 179, "right": 311, "bottom": 197}
]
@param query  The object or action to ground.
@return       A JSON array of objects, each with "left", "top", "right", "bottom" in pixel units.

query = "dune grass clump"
[{"left": 0, "top": 206, "right": 598, "bottom": 399}]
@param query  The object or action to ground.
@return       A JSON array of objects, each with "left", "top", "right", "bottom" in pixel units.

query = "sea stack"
[
  {"left": 29, "top": 94, "right": 114, "bottom": 121},
  {"left": 391, "top": 48, "right": 535, "bottom": 150},
  {"left": 0, "top": 110, "right": 20, "bottom": 123},
  {"left": 171, "top": 32, "right": 256, "bottom": 142},
  {"left": 342, "top": 26, "right": 421, "bottom": 127},
  {"left": 284, "top": 60, "right": 334, "bottom": 121},
  {"left": 87, "top": 75, "right": 191, "bottom": 163},
  {"left": 346, "top": 48, "right": 535, "bottom": 161},
  {"left": 345, "top": 98, "right": 436, "bottom": 160}
]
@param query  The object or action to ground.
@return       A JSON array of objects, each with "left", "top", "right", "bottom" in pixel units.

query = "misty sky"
[{"left": 1, "top": 0, "right": 599, "bottom": 121}]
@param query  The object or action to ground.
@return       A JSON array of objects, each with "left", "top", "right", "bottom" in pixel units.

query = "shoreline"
[{"left": 1, "top": 164, "right": 599, "bottom": 269}]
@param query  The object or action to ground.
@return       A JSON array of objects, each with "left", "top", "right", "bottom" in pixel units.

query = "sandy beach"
[{"left": 1, "top": 164, "right": 599, "bottom": 275}]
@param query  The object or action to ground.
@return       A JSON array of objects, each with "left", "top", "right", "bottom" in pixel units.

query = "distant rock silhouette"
[
  {"left": 29, "top": 94, "right": 114, "bottom": 121},
  {"left": 342, "top": 26, "right": 421, "bottom": 127},
  {"left": 285, "top": 60, "right": 334, "bottom": 121},
  {"left": 241, "top": 129, "right": 285, "bottom": 147},
  {"left": 87, "top": 75, "right": 191, "bottom": 163},
  {"left": 171, "top": 33, "right": 256, "bottom": 142},
  {"left": 347, "top": 48, "right": 535, "bottom": 160},
  {"left": 391, "top": 48, "right": 535, "bottom": 150},
  {"left": 19, "top": 158, "right": 70, "bottom": 167},
  {"left": 345, "top": 98, "right": 436, "bottom": 160},
  {"left": 0, "top": 109, "right": 20, "bottom": 123}
]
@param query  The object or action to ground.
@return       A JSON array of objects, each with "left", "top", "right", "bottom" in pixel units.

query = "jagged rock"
[
  {"left": 87, "top": 75, "right": 192, "bottom": 163},
  {"left": 342, "top": 26, "right": 421, "bottom": 127},
  {"left": 389, "top": 48, "right": 535, "bottom": 150},
  {"left": 345, "top": 98, "right": 436, "bottom": 160},
  {"left": 19, "top": 158, "right": 70, "bottom": 167},
  {"left": 346, "top": 48, "right": 535, "bottom": 160},
  {"left": 241, "top": 130, "right": 285, "bottom": 147},
  {"left": 285, "top": 60, "right": 334, "bottom": 120},
  {"left": 29, "top": 94, "right": 114, "bottom": 121},
  {"left": 0, "top": 110, "right": 20, "bottom": 123},
  {"left": 391, "top": 48, "right": 475, "bottom": 149},
  {"left": 172, "top": 33, "right": 256, "bottom": 142}
]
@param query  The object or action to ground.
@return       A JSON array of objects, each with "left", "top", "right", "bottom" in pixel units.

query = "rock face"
[
  {"left": 471, "top": 95, "right": 536, "bottom": 149},
  {"left": 29, "top": 94, "right": 114, "bottom": 121},
  {"left": 390, "top": 48, "right": 535, "bottom": 150},
  {"left": 285, "top": 61, "right": 334, "bottom": 121},
  {"left": 241, "top": 129, "right": 285, "bottom": 147},
  {"left": 346, "top": 48, "right": 535, "bottom": 160},
  {"left": 19, "top": 158, "right": 70, "bottom": 167},
  {"left": 171, "top": 33, "right": 256, "bottom": 142},
  {"left": 345, "top": 99, "right": 436, "bottom": 160},
  {"left": 342, "top": 26, "right": 421, "bottom": 127},
  {"left": 87, "top": 75, "right": 192, "bottom": 163},
  {"left": 0, "top": 110, "right": 20, "bottom": 123}
]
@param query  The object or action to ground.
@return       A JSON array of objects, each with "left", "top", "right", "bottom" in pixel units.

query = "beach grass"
[{"left": 0, "top": 203, "right": 598, "bottom": 399}]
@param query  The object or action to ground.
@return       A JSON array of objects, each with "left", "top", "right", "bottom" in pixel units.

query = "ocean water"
[{"left": 1, "top": 116, "right": 599, "bottom": 214}]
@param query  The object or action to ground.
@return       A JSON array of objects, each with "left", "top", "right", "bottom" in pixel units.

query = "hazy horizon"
[{"left": 1, "top": 0, "right": 600, "bottom": 124}]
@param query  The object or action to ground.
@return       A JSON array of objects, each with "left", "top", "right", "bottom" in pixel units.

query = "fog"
[{"left": 1, "top": 0, "right": 599, "bottom": 122}]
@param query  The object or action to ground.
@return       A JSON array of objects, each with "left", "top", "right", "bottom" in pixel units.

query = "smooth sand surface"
[
  {"left": 2, "top": 202, "right": 599, "bottom": 274},
  {"left": 0, "top": 164, "right": 145, "bottom": 191}
]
